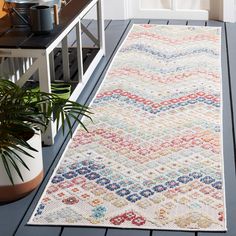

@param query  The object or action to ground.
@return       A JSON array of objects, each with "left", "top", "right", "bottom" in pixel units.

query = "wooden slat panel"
[
  {"left": 153, "top": 232, "right": 193, "bottom": 236},
  {"left": 168, "top": 20, "right": 187, "bottom": 25},
  {"left": 61, "top": 227, "right": 106, "bottom": 236},
  {"left": 198, "top": 21, "right": 236, "bottom": 236},
  {"left": 106, "top": 229, "right": 149, "bottom": 236},
  {"left": 132, "top": 19, "right": 150, "bottom": 24},
  {"left": 14, "top": 19, "right": 131, "bottom": 236},
  {"left": 149, "top": 19, "right": 169, "bottom": 25},
  {"left": 15, "top": 226, "right": 61, "bottom": 236},
  {"left": 187, "top": 20, "right": 206, "bottom": 26},
  {"left": 226, "top": 21, "right": 236, "bottom": 141}
]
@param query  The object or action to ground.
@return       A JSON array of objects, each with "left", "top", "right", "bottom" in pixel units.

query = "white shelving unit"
[{"left": 0, "top": 0, "right": 105, "bottom": 145}]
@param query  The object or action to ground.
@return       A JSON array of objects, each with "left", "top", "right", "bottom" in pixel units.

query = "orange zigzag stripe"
[
  {"left": 129, "top": 32, "right": 219, "bottom": 44},
  {"left": 108, "top": 67, "right": 220, "bottom": 83},
  {"left": 72, "top": 129, "right": 220, "bottom": 157}
]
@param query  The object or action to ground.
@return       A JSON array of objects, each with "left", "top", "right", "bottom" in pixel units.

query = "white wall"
[
  {"left": 223, "top": 0, "right": 235, "bottom": 22},
  {"left": 140, "top": 0, "right": 210, "bottom": 10},
  {"left": 103, "top": 0, "right": 127, "bottom": 19}
]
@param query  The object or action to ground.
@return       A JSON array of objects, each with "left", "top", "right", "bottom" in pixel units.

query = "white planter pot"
[{"left": 0, "top": 129, "right": 44, "bottom": 202}]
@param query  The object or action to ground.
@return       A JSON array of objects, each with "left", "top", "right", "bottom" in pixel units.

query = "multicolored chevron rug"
[{"left": 29, "top": 25, "right": 226, "bottom": 231}]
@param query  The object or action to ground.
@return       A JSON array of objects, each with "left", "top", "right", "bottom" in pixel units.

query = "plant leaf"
[
  {"left": 1, "top": 156, "right": 14, "bottom": 185},
  {"left": 3, "top": 151, "right": 24, "bottom": 182}
]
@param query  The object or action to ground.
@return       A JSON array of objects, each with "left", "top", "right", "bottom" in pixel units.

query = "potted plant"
[{"left": 0, "top": 79, "right": 92, "bottom": 202}]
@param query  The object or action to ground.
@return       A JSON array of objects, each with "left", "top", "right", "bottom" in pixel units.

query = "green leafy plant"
[{"left": 0, "top": 79, "right": 92, "bottom": 184}]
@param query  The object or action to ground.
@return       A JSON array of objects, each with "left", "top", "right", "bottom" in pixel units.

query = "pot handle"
[{"left": 53, "top": 4, "right": 59, "bottom": 25}]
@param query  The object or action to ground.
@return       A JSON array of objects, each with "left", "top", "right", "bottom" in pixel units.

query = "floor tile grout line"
[
  {"left": 104, "top": 228, "right": 108, "bottom": 236},
  {"left": 150, "top": 229, "right": 153, "bottom": 236},
  {"left": 59, "top": 226, "right": 64, "bottom": 236}
]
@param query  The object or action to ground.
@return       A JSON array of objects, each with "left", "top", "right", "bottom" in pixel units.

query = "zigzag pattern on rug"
[{"left": 29, "top": 25, "right": 226, "bottom": 231}]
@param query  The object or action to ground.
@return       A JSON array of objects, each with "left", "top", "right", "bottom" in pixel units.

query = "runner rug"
[{"left": 29, "top": 24, "right": 226, "bottom": 231}]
